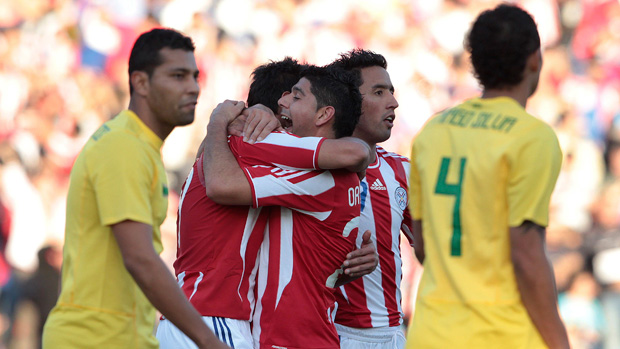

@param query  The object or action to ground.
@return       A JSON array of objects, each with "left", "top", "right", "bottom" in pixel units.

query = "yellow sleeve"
[
  {"left": 408, "top": 142, "right": 422, "bottom": 220},
  {"left": 507, "top": 125, "right": 562, "bottom": 227},
  {"left": 87, "top": 132, "right": 155, "bottom": 227}
]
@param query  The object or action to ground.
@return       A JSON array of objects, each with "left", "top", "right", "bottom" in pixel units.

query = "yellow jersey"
[
  {"left": 407, "top": 97, "right": 562, "bottom": 348},
  {"left": 43, "top": 110, "right": 168, "bottom": 348}
]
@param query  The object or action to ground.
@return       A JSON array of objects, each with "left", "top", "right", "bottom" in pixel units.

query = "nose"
[
  {"left": 189, "top": 76, "right": 200, "bottom": 96},
  {"left": 278, "top": 91, "right": 292, "bottom": 109},
  {"left": 389, "top": 93, "right": 399, "bottom": 110}
]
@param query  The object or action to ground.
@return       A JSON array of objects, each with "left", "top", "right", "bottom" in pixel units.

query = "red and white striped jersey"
[
  {"left": 173, "top": 132, "right": 324, "bottom": 320},
  {"left": 334, "top": 146, "right": 414, "bottom": 328},
  {"left": 249, "top": 167, "right": 362, "bottom": 349}
]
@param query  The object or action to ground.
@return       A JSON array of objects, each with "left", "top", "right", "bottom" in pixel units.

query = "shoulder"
[{"left": 377, "top": 146, "right": 410, "bottom": 166}]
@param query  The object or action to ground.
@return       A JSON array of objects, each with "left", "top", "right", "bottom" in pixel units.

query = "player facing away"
[
  {"left": 42, "top": 29, "right": 226, "bottom": 348},
  {"left": 328, "top": 49, "right": 414, "bottom": 349},
  {"left": 156, "top": 62, "right": 375, "bottom": 348},
  {"left": 406, "top": 4, "right": 570, "bottom": 349}
]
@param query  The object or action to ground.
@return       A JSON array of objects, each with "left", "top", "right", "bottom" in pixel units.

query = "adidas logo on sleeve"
[{"left": 370, "top": 179, "right": 386, "bottom": 191}]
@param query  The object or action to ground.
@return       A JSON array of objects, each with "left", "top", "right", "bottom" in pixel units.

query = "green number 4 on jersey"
[{"left": 435, "top": 157, "right": 466, "bottom": 256}]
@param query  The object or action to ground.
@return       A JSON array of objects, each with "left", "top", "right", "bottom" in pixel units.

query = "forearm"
[
  {"left": 511, "top": 225, "right": 569, "bottom": 348},
  {"left": 126, "top": 256, "right": 222, "bottom": 347},
  {"left": 318, "top": 137, "right": 372, "bottom": 172},
  {"left": 412, "top": 219, "right": 424, "bottom": 264},
  {"left": 203, "top": 118, "right": 252, "bottom": 204},
  {"left": 112, "top": 221, "right": 224, "bottom": 348}
]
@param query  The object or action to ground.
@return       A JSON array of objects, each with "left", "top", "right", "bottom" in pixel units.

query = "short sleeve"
[
  {"left": 507, "top": 126, "right": 562, "bottom": 227},
  {"left": 243, "top": 165, "right": 336, "bottom": 216},
  {"left": 230, "top": 132, "right": 324, "bottom": 170},
  {"left": 87, "top": 132, "right": 155, "bottom": 227}
]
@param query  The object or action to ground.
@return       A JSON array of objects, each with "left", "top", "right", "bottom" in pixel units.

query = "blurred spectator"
[
  {"left": 21, "top": 245, "right": 62, "bottom": 349},
  {"left": 559, "top": 271, "right": 606, "bottom": 349}
]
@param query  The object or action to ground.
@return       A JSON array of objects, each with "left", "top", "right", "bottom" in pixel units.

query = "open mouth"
[
  {"left": 279, "top": 114, "right": 293, "bottom": 130},
  {"left": 385, "top": 115, "right": 395, "bottom": 126}
]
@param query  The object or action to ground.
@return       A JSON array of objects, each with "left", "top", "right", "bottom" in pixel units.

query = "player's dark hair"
[
  {"left": 329, "top": 48, "right": 387, "bottom": 72},
  {"left": 465, "top": 4, "right": 540, "bottom": 90},
  {"left": 128, "top": 28, "right": 195, "bottom": 94},
  {"left": 247, "top": 57, "right": 308, "bottom": 114},
  {"left": 301, "top": 66, "right": 362, "bottom": 138}
]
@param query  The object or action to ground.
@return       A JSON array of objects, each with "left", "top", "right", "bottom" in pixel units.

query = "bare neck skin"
[{"left": 129, "top": 99, "right": 174, "bottom": 141}]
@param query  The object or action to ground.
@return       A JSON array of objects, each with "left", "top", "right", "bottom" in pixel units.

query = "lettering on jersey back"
[{"left": 436, "top": 109, "right": 518, "bottom": 133}]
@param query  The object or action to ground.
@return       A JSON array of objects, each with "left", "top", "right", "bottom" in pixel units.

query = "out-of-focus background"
[{"left": 0, "top": 0, "right": 618, "bottom": 348}]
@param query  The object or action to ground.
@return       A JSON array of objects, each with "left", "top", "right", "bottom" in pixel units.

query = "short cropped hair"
[
  {"left": 329, "top": 48, "right": 387, "bottom": 72},
  {"left": 247, "top": 57, "right": 308, "bottom": 114},
  {"left": 128, "top": 28, "right": 195, "bottom": 94},
  {"left": 301, "top": 66, "right": 362, "bottom": 138},
  {"left": 466, "top": 4, "right": 540, "bottom": 90}
]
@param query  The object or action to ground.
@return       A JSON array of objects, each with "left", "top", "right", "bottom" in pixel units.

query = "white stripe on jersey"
[
  {"left": 260, "top": 133, "right": 322, "bottom": 170},
  {"left": 382, "top": 160, "right": 406, "bottom": 327},
  {"left": 238, "top": 207, "right": 262, "bottom": 301},
  {"left": 253, "top": 169, "right": 335, "bottom": 199},
  {"left": 177, "top": 167, "right": 194, "bottom": 248},
  {"left": 291, "top": 208, "right": 332, "bottom": 221},
  {"left": 252, "top": 224, "right": 270, "bottom": 347},
  {"left": 189, "top": 272, "right": 204, "bottom": 301},
  {"left": 276, "top": 208, "right": 294, "bottom": 307},
  {"left": 177, "top": 271, "right": 186, "bottom": 288}
]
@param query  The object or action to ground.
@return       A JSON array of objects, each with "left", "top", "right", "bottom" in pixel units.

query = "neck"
[
  {"left": 128, "top": 99, "right": 172, "bottom": 141},
  {"left": 481, "top": 79, "right": 532, "bottom": 108}
]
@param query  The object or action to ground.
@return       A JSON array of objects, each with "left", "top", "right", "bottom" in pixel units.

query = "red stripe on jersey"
[
  {"left": 173, "top": 132, "right": 324, "bottom": 320},
  {"left": 335, "top": 147, "right": 413, "bottom": 328}
]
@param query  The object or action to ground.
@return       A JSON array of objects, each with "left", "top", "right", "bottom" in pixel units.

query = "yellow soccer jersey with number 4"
[
  {"left": 43, "top": 110, "right": 168, "bottom": 348},
  {"left": 407, "top": 97, "right": 562, "bottom": 348}
]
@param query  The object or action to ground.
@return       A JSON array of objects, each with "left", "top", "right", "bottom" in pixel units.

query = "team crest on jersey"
[{"left": 395, "top": 187, "right": 407, "bottom": 210}]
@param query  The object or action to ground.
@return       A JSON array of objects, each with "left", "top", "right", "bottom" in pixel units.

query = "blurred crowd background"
[{"left": 0, "top": 0, "right": 618, "bottom": 348}]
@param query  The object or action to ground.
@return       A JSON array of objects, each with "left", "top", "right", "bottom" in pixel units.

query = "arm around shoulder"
[{"left": 317, "top": 137, "right": 372, "bottom": 172}]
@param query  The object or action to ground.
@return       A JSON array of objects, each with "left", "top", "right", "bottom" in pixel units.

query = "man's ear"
[
  {"left": 315, "top": 106, "right": 335, "bottom": 127},
  {"left": 130, "top": 71, "right": 150, "bottom": 97},
  {"left": 527, "top": 49, "right": 542, "bottom": 74}
]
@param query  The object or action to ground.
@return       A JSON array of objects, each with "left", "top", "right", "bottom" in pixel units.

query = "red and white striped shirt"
[
  {"left": 250, "top": 167, "right": 362, "bottom": 349},
  {"left": 334, "top": 146, "right": 414, "bottom": 328},
  {"left": 173, "top": 132, "right": 324, "bottom": 320}
]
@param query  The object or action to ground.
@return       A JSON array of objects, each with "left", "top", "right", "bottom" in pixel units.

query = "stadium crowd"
[{"left": 0, "top": 0, "right": 618, "bottom": 347}]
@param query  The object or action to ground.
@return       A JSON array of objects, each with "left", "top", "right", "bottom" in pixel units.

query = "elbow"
[
  {"left": 122, "top": 252, "right": 152, "bottom": 280},
  {"left": 205, "top": 181, "right": 229, "bottom": 204}
]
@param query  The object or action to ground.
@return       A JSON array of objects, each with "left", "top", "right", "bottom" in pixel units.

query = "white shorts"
[
  {"left": 156, "top": 316, "right": 253, "bottom": 348},
  {"left": 336, "top": 324, "right": 406, "bottom": 349}
]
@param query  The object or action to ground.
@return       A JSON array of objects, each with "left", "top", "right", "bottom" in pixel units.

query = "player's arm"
[
  {"left": 510, "top": 221, "right": 569, "bottom": 349},
  {"left": 112, "top": 220, "right": 227, "bottom": 349},
  {"left": 240, "top": 112, "right": 372, "bottom": 172},
  {"left": 336, "top": 230, "right": 379, "bottom": 286},
  {"left": 203, "top": 100, "right": 254, "bottom": 205},
  {"left": 411, "top": 219, "right": 424, "bottom": 264},
  {"left": 317, "top": 137, "right": 372, "bottom": 173}
]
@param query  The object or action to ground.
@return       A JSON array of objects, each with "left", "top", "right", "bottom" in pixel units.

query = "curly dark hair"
[
  {"left": 247, "top": 57, "right": 308, "bottom": 114},
  {"left": 329, "top": 48, "right": 387, "bottom": 72},
  {"left": 128, "top": 28, "right": 195, "bottom": 95},
  {"left": 301, "top": 66, "right": 362, "bottom": 138},
  {"left": 465, "top": 4, "right": 540, "bottom": 90}
]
